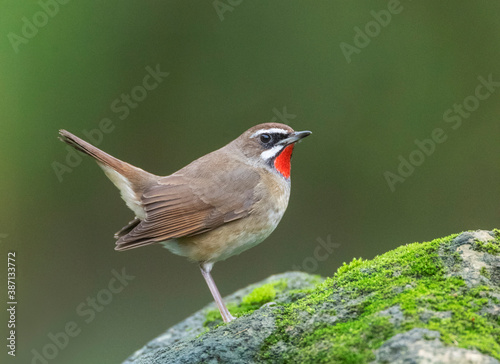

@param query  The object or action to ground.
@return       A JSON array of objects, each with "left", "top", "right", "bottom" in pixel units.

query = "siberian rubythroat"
[{"left": 59, "top": 123, "right": 311, "bottom": 322}]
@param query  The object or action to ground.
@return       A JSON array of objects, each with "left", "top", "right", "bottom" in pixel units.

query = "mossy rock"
[{"left": 123, "top": 230, "right": 500, "bottom": 364}]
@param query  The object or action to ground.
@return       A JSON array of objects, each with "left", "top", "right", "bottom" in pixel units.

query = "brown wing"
[
  {"left": 114, "top": 218, "right": 141, "bottom": 239},
  {"left": 115, "top": 156, "right": 261, "bottom": 251}
]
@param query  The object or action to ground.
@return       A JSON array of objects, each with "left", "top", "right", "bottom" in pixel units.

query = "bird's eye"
[{"left": 260, "top": 133, "right": 271, "bottom": 144}]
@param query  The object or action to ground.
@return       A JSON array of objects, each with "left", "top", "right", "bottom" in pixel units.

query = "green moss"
[
  {"left": 480, "top": 267, "right": 491, "bottom": 279},
  {"left": 335, "top": 257, "right": 365, "bottom": 276},
  {"left": 258, "top": 232, "right": 500, "bottom": 363},
  {"left": 243, "top": 280, "right": 285, "bottom": 305},
  {"left": 474, "top": 236, "right": 500, "bottom": 255},
  {"left": 204, "top": 280, "right": 287, "bottom": 327},
  {"left": 286, "top": 315, "right": 394, "bottom": 363}
]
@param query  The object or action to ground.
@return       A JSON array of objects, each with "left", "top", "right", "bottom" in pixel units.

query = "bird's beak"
[{"left": 278, "top": 130, "right": 312, "bottom": 146}]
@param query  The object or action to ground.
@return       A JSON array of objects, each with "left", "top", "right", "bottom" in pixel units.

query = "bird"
[{"left": 58, "top": 123, "right": 311, "bottom": 323}]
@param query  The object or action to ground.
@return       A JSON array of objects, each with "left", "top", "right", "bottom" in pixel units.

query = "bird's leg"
[{"left": 199, "top": 263, "right": 235, "bottom": 323}]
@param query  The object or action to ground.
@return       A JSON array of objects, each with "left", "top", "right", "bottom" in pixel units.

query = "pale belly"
[{"left": 161, "top": 209, "right": 283, "bottom": 263}]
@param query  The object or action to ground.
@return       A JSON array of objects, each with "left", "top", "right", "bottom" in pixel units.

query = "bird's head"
[{"left": 233, "top": 123, "right": 311, "bottom": 179}]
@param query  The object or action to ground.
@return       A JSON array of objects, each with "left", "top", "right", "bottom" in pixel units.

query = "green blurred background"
[{"left": 1, "top": 1, "right": 499, "bottom": 363}]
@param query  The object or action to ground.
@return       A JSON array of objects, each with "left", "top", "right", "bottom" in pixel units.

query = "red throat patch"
[{"left": 274, "top": 145, "right": 294, "bottom": 179}]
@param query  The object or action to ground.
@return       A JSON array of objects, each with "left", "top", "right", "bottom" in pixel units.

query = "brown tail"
[
  {"left": 59, "top": 130, "right": 136, "bottom": 177},
  {"left": 58, "top": 130, "right": 158, "bottom": 218}
]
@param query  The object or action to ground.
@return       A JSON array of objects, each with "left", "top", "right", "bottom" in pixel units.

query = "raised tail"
[{"left": 58, "top": 130, "right": 158, "bottom": 219}]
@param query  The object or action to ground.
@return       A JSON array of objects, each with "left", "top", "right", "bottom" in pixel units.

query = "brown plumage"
[{"left": 59, "top": 123, "right": 311, "bottom": 322}]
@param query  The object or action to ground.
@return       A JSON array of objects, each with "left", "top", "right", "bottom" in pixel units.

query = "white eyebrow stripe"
[
  {"left": 251, "top": 128, "right": 289, "bottom": 138},
  {"left": 260, "top": 145, "right": 284, "bottom": 160}
]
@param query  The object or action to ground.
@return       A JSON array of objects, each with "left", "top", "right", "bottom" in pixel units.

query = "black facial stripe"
[
  {"left": 259, "top": 132, "right": 289, "bottom": 148},
  {"left": 272, "top": 133, "right": 288, "bottom": 142}
]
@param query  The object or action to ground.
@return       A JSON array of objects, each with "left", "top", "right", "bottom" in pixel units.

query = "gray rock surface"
[
  {"left": 123, "top": 272, "right": 322, "bottom": 363},
  {"left": 128, "top": 310, "right": 276, "bottom": 364},
  {"left": 123, "top": 230, "right": 500, "bottom": 364},
  {"left": 372, "top": 328, "right": 499, "bottom": 364},
  {"left": 441, "top": 230, "right": 500, "bottom": 287}
]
